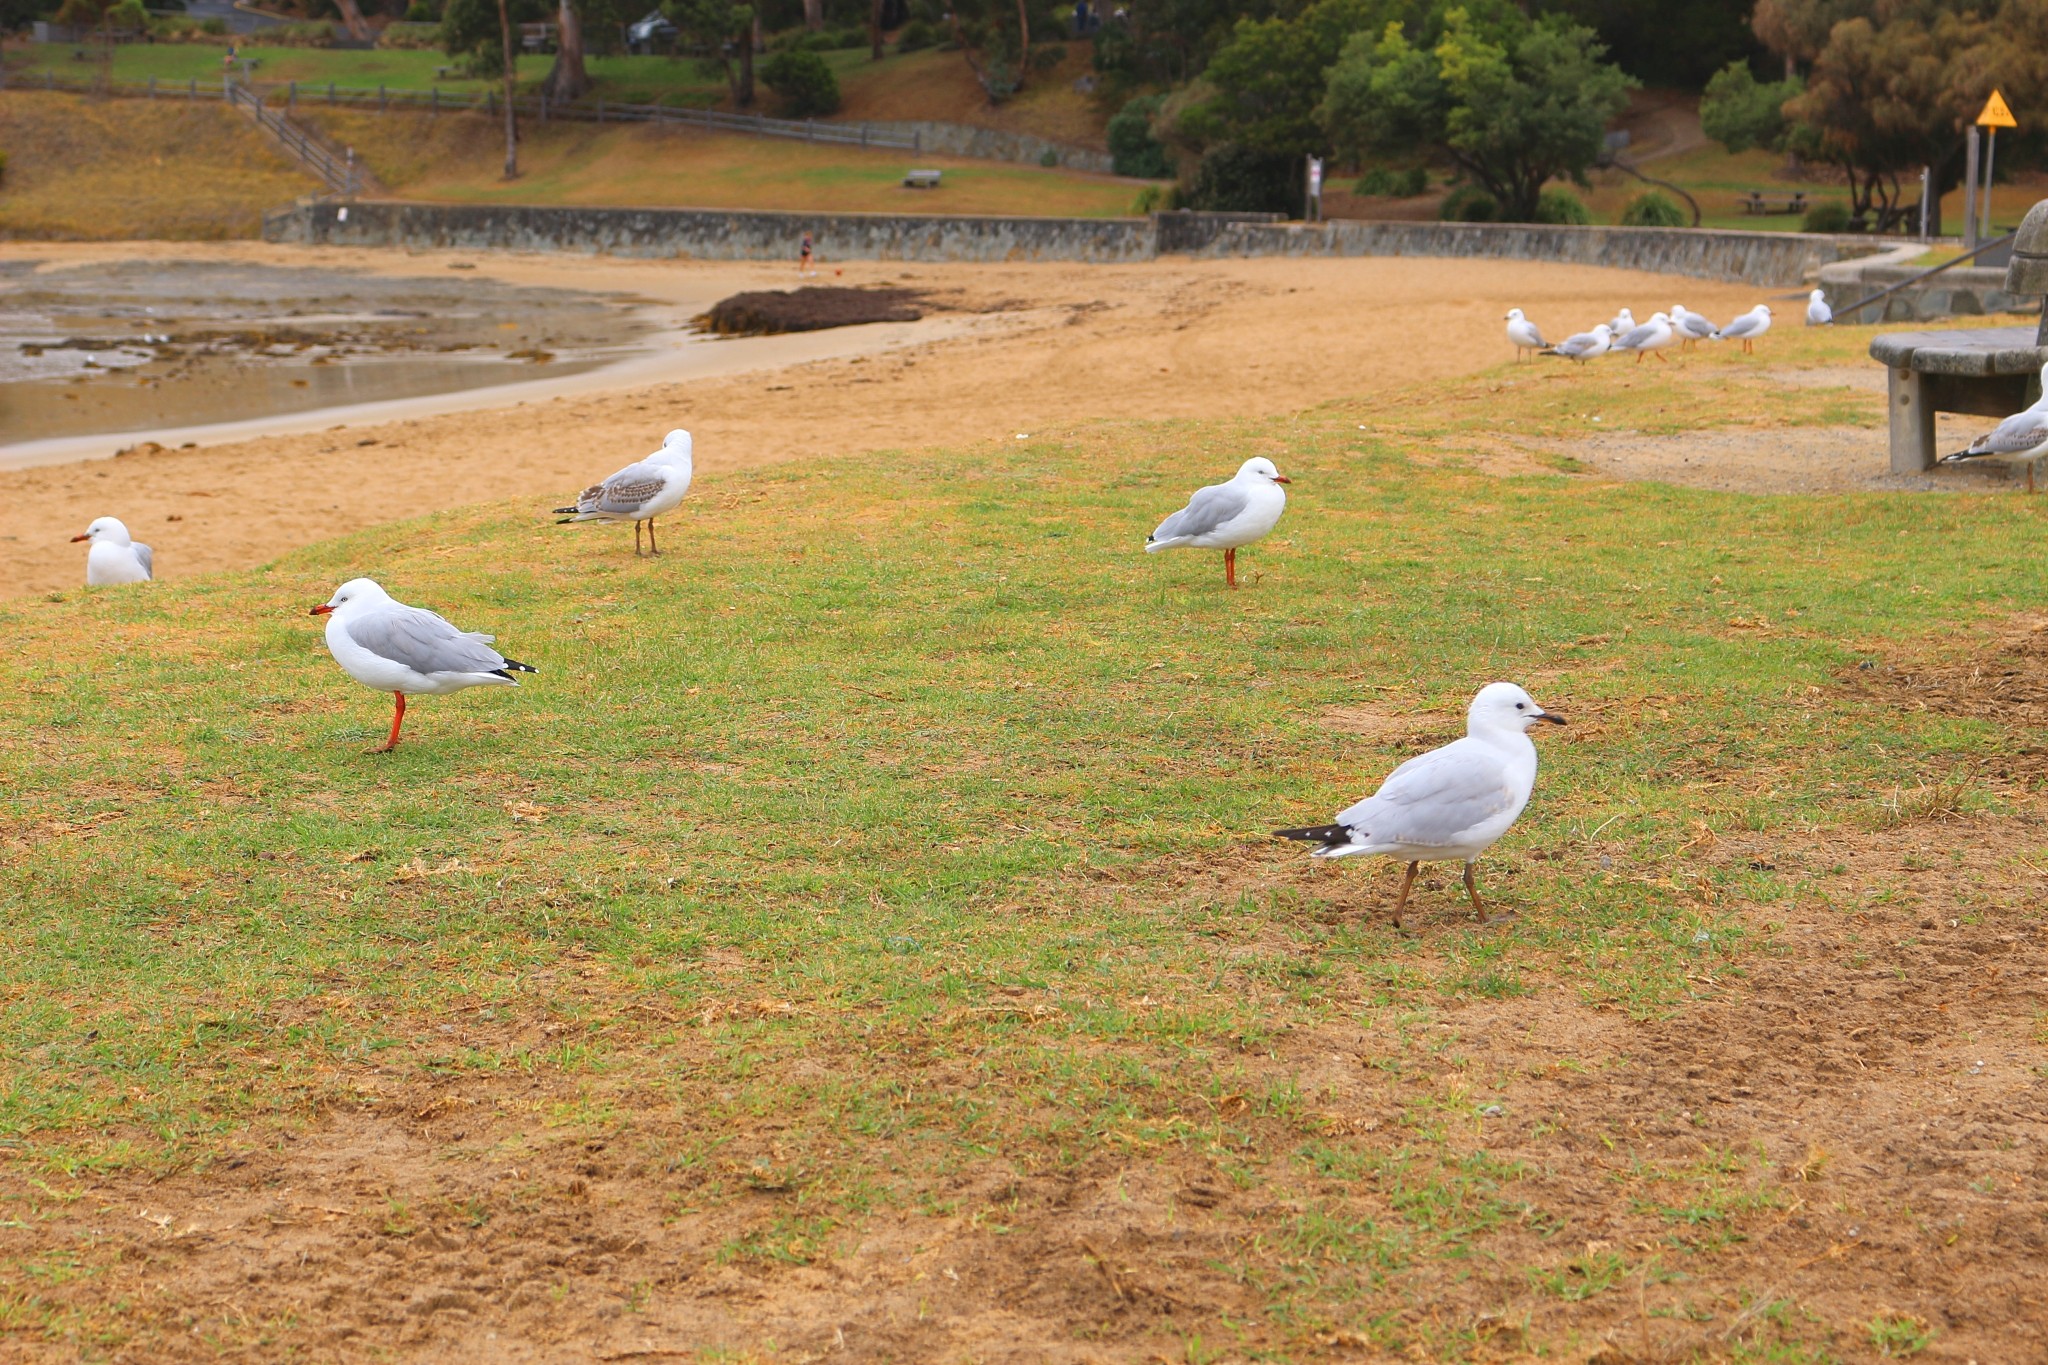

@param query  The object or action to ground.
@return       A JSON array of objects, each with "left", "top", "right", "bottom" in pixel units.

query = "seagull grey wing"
[
  {"left": 1971, "top": 410, "right": 2048, "bottom": 455},
  {"left": 133, "top": 543, "right": 154, "bottom": 577},
  {"left": 345, "top": 605, "right": 509, "bottom": 676},
  {"left": 1152, "top": 483, "right": 1251, "bottom": 541},
  {"left": 579, "top": 461, "right": 669, "bottom": 516},
  {"left": 1718, "top": 314, "right": 1762, "bottom": 339},
  {"left": 1336, "top": 745, "right": 1517, "bottom": 847},
  {"left": 1615, "top": 322, "right": 1657, "bottom": 349},
  {"left": 1553, "top": 331, "right": 1597, "bottom": 357},
  {"left": 1681, "top": 314, "right": 1716, "bottom": 338}
]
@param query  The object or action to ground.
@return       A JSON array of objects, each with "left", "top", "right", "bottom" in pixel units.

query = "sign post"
[
  {"left": 1977, "top": 89, "right": 2016, "bottom": 242},
  {"left": 1305, "top": 155, "right": 1323, "bottom": 223},
  {"left": 1963, "top": 126, "right": 1980, "bottom": 251}
]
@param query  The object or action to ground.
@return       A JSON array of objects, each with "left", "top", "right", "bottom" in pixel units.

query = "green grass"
[{"left": 0, "top": 340, "right": 2038, "bottom": 1355}]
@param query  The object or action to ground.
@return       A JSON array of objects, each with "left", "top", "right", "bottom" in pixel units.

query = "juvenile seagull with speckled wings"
[{"left": 555, "top": 428, "right": 695, "bottom": 556}]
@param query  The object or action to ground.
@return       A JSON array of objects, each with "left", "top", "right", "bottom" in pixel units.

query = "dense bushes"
[
  {"left": 1802, "top": 199, "right": 1854, "bottom": 234},
  {"left": 1534, "top": 187, "right": 1591, "bottom": 225},
  {"left": 1438, "top": 185, "right": 1498, "bottom": 222},
  {"left": 895, "top": 17, "right": 937, "bottom": 50},
  {"left": 1619, "top": 191, "right": 1685, "bottom": 227},
  {"left": 1106, "top": 95, "right": 1171, "bottom": 179},
  {"left": 1353, "top": 165, "right": 1427, "bottom": 197},
  {"left": 1184, "top": 143, "right": 1296, "bottom": 215},
  {"left": 761, "top": 49, "right": 840, "bottom": 118}
]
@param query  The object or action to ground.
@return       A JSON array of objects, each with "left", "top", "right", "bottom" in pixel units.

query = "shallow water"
[{"left": 0, "top": 258, "right": 654, "bottom": 447}]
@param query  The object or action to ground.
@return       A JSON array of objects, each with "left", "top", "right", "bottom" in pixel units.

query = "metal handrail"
[{"left": 1834, "top": 231, "right": 2018, "bottom": 322}]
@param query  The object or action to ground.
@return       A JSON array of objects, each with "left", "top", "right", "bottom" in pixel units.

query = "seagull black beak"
[
  {"left": 1537, "top": 712, "right": 1567, "bottom": 725},
  {"left": 309, "top": 604, "right": 334, "bottom": 616}
]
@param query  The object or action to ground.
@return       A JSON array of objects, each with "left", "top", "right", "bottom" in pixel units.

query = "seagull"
[
  {"left": 1540, "top": 323, "right": 1613, "bottom": 364},
  {"left": 1274, "top": 682, "right": 1565, "bottom": 929},
  {"left": 1504, "top": 308, "right": 1546, "bottom": 361},
  {"left": 1670, "top": 305, "right": 1718, "bottom": 349},
  {"left": 554, "top": 428, "right": 694, "bottom": 556},
  {"left": 71, "top": 517, "right": 153, "bottom": 586},
  {"left": 1146, "top": 457, "right": 1290, "bottom": 589},
  {"left": 1805, "top": 289, "right": 1833, "bottom": 326},
  {"left": 1940, "top": 362, "right": 2048, "bottom": 493},
  {"left": 310, "top": 578, "right": 537, "bottom": 753},
  {"left": 1612, "top": 311, "right": 1677, "bottom": 364},
  {"left": 1606, "top": 307, "right": 1636, "bottom": 338},
  {"left": 1714, "top": 305, "right": 1773, "bottom": 353}
]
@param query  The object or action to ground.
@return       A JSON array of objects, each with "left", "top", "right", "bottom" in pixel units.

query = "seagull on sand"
[
  {"left": 1541, "top": 323, "right": 1613, "bottom": 364},
  {"left": 1940, "top": 361, "right": 2048, "bottom": 493},
  {"left": 1504, "top": 308, "right": 1546, "bottom": 361},
  {"left": 1613, "top": 311, "right": 1677, "bottom": 363},
  {"left": 1606, "top": 307, "right": 1637, "bottom": 339},
  {"left": 554, "top": 428, "right": 694, "bottom": 556},
  {"left": 71, "top": 517, "right": 152, "bottom": 586},
  {"left": 1146, "top": 457, "right": 1289, "bottom": 589},
  {"left": 1714, "top": 305, "right": 1774, "bottom": 353},
  {"left": 1805, "top": 289, "right": 1834, "bottom": 326},
  {"left": 1670, "top": 305, "right": 1718, "bottom": 349},
  {"left": 310, "top": 578, "right": 537, "bottom": 753},
  {"left": 1274, "top": 683, "right": 1565, "bottom": 930}
]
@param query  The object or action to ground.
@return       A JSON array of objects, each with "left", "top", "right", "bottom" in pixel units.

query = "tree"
[
  {"left": 331, "top": 0, "right": 375, "bottom": 41},
  {"left": 496, "top": 0, "right": 518, "bottom": 177},
  {"left": 1534, "top": 0, "right": 1759, "bottom": 89},
  {"left": 542, "top": 0, "right": 591, "bottom": 102},
  {"left": 1319, "top": 2, "right": 1634, "bottom": 223},
  {"left": 761, "top": 47, "right": 839, "bottom": 115},
  {"left": 667, "top": 0, "right": 755, "bottom": 106},
  {"left": 1698, "top": 60, "right": 1801, "bottom": 154},
  {"left": 947, "top": 0, "right": 1036, "bottom": 102}
]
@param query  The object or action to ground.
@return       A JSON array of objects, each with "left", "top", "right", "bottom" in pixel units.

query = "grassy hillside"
[
  {"left": 0, "top": 91, "right": 317, "bottom": 240},
  {"left": 3, "top": 329, "right": 2046, "bottom": 1358}
]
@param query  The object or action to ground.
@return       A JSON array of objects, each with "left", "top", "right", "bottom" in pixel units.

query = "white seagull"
[
  {"left": 1541, "top": 323, "right": 1613, "bottom": 364},
  {"left": 1606, "top": 307, "right": 1637, "bottom": 338},
  {"left": 310, "top": 578, "right": 537, "bottom": 753},
  {"left": 1671, "top": 304, "right": 1718, "bottom": 349},
  {"left": 554, "top": 428, "right": 695, "bottom": 556},
  {"left": 1504, "top": 308, "right": 1546, "bottom": 361},
  {"left": 1146, "top": 457, "right": 1290, "bottom": 589},
  {"left": 1613, "top": 311, "right": 1678, "bottom": 364},
  {"left": 71, "top": 517, "right": 153, "bottom": 586},
  {"left": 1940, "top": 361, "right": 2048, "bottom": 493},
  {"left": 1275, "top": 682, "right": 1565, "bottom": 928},
  {"left": 1714, "top": 305, "right": 1774, "bottom": 353},
  {"left": 1805, "top": 289, "right": 1833, "bottom": 326}
]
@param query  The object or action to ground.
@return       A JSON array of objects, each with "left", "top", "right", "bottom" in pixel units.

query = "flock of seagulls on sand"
[{"left": 1506, "top": 298, "right": 1803, "bottom": 364}]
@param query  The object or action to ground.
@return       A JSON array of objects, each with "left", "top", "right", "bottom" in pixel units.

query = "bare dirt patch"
[{"left": 1521, "top": 422, "right": 2023, "bottom": 494}]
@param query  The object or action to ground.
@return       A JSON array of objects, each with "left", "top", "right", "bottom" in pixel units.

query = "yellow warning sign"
[{"left": 1978, "top": 88, "right": 2017, "bottom": 129}]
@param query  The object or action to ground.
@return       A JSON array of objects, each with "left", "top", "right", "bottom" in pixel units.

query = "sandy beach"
[{"left": 1, "top": 243, "right": 1792, "bottom": 599}]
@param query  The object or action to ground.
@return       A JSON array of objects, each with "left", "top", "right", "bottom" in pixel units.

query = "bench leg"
[{"left": 1889, "top": 367, "right": 1937, "bottom": 474}]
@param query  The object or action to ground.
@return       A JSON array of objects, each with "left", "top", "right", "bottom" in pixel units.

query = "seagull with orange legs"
[
  {"left": 310, "top": 578, "right": 536, "bottom": 753},
  {"left": 1145, "top": 457, "right": 1289, "bottom": 588},
  {"left": 554, "top": 428, "right": 694, "bottom": 556},
  {"left": 1275, "top": 683, "right": 1565, "bottom": 930}
]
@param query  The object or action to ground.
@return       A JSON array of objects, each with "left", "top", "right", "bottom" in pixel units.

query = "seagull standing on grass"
[
  {"left": 1715, "top": 305, "right": 1774, "bottom": 353},
  {"left": 1671, "top": 305, "right": 1718, "bottom": 349},
  {"left": 554, "top": 428, "right": 694, "bottom": 557},
  {"left": 1541, "top": 323, "right": 1613, "bottom": 364},
  {"left": 1940, "top": 361, "right": 2048, "bottom": 493},
  {"left": 1504, "top": 308, "right": 1546, "bottom": 361},
  {"left": 1274, "top": 683, "right": 1565, "bottom": 930},
  {"left": 310, "top": 578, "right": 537, "bottom": 753},
  {"left": 1613, "top": 311, "right": 1677, "bottom": 363},
  {"left": 1146, "top": 457, "right": 1289, "bottom": 589},
  {"left": 1606, "top": 307, "right": 1637, "bottom": 339},
  {"left": 71, "top": 517, "right": 152, "bottom": 586},
  {"left": 1806, "top": 289, "right": 1834, "bottom": 326}
]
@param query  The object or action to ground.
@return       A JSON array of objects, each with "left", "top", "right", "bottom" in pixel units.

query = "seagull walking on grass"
[
  {"left": 1274, "top": 682, "right": 1565, "bottom": 929},
  {"left": 72, "top": 517, "right": 152, "bottom": 586},
  {"left": 1606, "top": 307, "right": 1636, "bottom": 339},
  {"left": 1671, "top": 305, "right": 1718, "bottom": 349},
  {"left": 310, "top": 578, "right": 536, "bottom": 753},
  {"left": 1146, "top": 457, "right": 1289, "bottom": 589},
  {"left": 554, "top": 428, "right": 694, "bottom": 556},
  {"left": 1613, "top": 311, "right": 1677, "bottom": 363},
  {"left": 1806, "top": 289, "right": 1833, "bottom": 326},
  {"left": 1940, "top": 361, "right": 2048, "bottom": 493},
  {"left": 1541, "top": 323, "right": 1613, "bottom": 364},
  {"left": 1714, "top": 305, "right": 1774, "bottom": 353},
  {"left": 1504, "top": 308, "right": 1546, "bottom": 361}
]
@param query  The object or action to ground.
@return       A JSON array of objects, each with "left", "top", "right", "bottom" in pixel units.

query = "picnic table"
[
  {"left": 1870, "top": 198, "right": 2048, "bottom": 473},
  {"left": 1740, "top": 190, "right": 1807, "bottom": 216},
  {"left": 903, "top": 169, "right": 942, "bottom": 189}
]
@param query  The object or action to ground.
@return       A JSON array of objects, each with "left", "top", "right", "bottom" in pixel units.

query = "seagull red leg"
[
  {"left": 634, "top": 521, "right": 645, "bottom": 557},
  {"left": 648, "top": 517, "right": 661, "bottom": 556},
  {"left": 372, "top": 692, "right": 406, "bottom": 754},
  {"left": 1225, "top": 547, "right": 1237, "bottom": 588},
  {"left": 1390, "top": 861, "right": 1419, "bottom": 931}
]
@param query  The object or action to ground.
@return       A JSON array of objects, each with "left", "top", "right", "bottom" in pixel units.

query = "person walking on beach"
[{"left": 799, "top": 232, "right": 815, "bottom": 277}]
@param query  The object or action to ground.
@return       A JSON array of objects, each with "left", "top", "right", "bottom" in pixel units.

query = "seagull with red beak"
[
  {"left": 310, "top": 578, "right": 536, "bottom": 753},
  {"left": 1145, "top": 457, "right": 1290, "bottom": 588}
]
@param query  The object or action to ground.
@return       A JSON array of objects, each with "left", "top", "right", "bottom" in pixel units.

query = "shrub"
[
  {"left": 403, "top": 0, "right": 438, "bottom": 19},
  {"left": 1106, "top": 94, "right": 1170, "bottom": 179},
  {"left": 1439, "top": 185, "right": 1498, "bottom": 222},
  {"left": 1619, "top": 191, "right": 1686, "bottom": 227},
  {"left": 895, "top": 17, "right": 936, "bottom": 50},
  {"left": 1355, "top": 165, "right": 1427, "bottom": 196},
  {"left": 1185, "top": 143, "right": 1297, "bottom": 215},
  {"left": 761, "top": 49, "right": 840, "bottom": 118},
  {"left": 1030, "top": 42, "right": 1064, "bottom": 72},
  {"left": 1534, "top": 187, "right": 1591, "bottom": 224},
  {"left": 378, "top": 19, "right": 442, "bottom": 48},
  {"left": 1803, "top": 199, "right": 1854, "bottom": 234},
  {"left": 1132, "top": 183, "right": 1164, "bottom": 214}
]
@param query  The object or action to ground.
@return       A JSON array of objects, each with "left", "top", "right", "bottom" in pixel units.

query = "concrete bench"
[
  {"left": 903, "top": 169, "right": 942, "bottom": 189},
  {"left": 1871, "top": 199, "right": 2048, "bottom": 472}
]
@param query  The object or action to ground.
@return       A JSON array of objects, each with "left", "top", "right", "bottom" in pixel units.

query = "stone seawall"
[
  {"left": 1816, "top": 259, "right": 2032, "bottom": 322},
  {"left": 264, "top": 201, "right": 1875, "bottom": 284}
]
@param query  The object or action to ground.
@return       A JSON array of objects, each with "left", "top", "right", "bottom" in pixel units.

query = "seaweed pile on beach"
[{"left": 695, "top": 286, "right": 925, "bottom": 337}]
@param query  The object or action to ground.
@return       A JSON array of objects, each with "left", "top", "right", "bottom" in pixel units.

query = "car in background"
[{"left": 626, "top": 9, "right": 678, "bottom": 53}]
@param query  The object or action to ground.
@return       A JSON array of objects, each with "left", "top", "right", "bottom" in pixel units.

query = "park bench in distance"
[
  {"left": 1870, "top": 198, "right": 2048, "bottom": 474},
  {"left": 1740, "top": 190, "right": 1807, "bottom": 216},
  {"left": 903, "top": 169, "right": 942, "bottom": 189}
]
